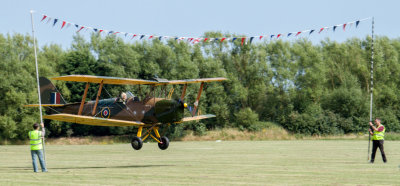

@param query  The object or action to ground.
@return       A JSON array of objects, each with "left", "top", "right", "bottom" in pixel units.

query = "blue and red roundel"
[{"left": 101, "top": 107, "right": 111, "bottom": 118}]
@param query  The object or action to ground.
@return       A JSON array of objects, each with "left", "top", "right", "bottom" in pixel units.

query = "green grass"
[{"left": 1, "top": 141, "right": 399, "bottom": 185}]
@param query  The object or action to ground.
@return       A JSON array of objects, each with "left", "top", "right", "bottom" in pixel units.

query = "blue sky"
[{"left": 1, "top": 0, "right": 398, "bottom": 48}]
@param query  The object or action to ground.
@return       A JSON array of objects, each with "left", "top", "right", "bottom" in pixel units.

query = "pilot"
[{"left": 120, "top": 92, "right": 127, "bottom": 102}]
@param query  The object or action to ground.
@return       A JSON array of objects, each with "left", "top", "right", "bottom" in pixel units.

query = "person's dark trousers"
[{"left": 370, "top": 140, "right": 387, "bottom": 163}]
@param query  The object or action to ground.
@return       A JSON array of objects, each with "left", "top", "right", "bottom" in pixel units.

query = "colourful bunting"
[
  {"left": 77, "top": 26, "right": 84, "bottom": 32},
  {"left": 356, "top": 20, "right": 360, "bottom": 28},
  {"left": 41, "top": 15, "right": 47, "bottom": 22},
  {"left": 38, "top": 14, "right": 370, "bottom": 45},
  {"left": 53, "top": 19, "right": 58, "bottom": 26},
  {"left": 319, "top": 28, "right": 324, "bottom": 33},
  {"left": 249, "top": 37, "right": 254, "bottom": 44}
]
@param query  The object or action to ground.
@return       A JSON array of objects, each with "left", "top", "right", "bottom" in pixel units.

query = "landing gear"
[
  {"left": 131, "top": 136, "right": 143, "bottom": 150},
  {"left": 131, "top": 126, "right": 170, "bottom": 150},
  {"left": 158, "top": 136, "right": 169, "bottom": 150}
]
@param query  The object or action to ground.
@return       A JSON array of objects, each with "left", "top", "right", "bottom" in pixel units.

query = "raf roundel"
[{"left": 101, "top": 107, "right": 111, "bottom": 118}]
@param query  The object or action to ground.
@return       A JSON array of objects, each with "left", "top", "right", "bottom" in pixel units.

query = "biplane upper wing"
[
  {"left": 158, "top": 78, "right": 227, "bottom": 85},
  {"left": 52, "top": 75, "right": 158, "bottom": 85},
  {"left": 52, "top": 75, "right": 227, "bottom": 86},
  {"left": 44, "top": 114, "right": 145, "bottom": 127},
  {"left": 176, "top": 114, "right": 216, "bottom": 123}
]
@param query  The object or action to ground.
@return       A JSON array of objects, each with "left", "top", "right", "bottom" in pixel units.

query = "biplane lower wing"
[
  {"left": 177, "top": 114, "right": 216, "bottom": 123},
  {"left": 44, "top": 114, "right": 145, "bottom": 127}
]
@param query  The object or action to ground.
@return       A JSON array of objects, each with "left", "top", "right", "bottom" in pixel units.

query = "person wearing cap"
[
  {"left": 369, "top": 118, "right": 387, "bottom": 163},
  {"left": 29, "top": 123, "right": 47, "bottom": 172}
]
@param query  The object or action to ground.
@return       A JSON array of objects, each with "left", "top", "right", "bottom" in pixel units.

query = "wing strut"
[
  {"left": 78, "top": 82, "right": 90, "bottom": 115},
  {"left": 92, "top": 80, "right": 103, "bottom": 115},
  {"left": 180, "top": 84, "right": 187, "bottom": 100},
  {"left": 192, "top": 82, "right": 204, "bottom": 116}
]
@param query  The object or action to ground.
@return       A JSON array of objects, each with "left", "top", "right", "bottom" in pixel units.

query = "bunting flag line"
[{"left": 38, "top": 13, "right": 371, "bottom": 45}]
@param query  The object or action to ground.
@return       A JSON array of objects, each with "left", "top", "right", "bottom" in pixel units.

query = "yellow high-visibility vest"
[
  {"left": 29, "top": 130, "right": 42, "bottom": 150},
  {"left": 372, "top": 125, "right": 385, "bottom": 140}
]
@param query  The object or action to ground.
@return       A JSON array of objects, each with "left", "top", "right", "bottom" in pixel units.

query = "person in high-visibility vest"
[
  {"left": 369, "top": 118, "right": 387, "bottom": 163},
  {"left": 29, "top": 123, "right": 47, "bottom": 172}
]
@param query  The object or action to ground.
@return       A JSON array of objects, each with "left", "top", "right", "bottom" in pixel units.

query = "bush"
[{"left": 234, "top": 108, "right": 259, "bottom": 131}]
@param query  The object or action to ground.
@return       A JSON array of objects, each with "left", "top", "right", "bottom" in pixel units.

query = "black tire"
[
  {"left": 131, "top": 136, "right": 143, "bottom": 150},
  {"left": 158, "top": 136, "right": 169, "bottom": 150}
]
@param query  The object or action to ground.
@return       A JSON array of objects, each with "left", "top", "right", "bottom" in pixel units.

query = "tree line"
[{"left": 1, "top": 32, "right": 400, "bottom": 141}]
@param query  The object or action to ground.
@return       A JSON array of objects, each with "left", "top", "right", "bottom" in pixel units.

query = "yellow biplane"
[{"left": 26, "top": 75, "right": 226, "bottom": 150}]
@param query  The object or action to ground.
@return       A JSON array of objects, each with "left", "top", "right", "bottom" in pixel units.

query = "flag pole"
[
  {"left": 368, "top": 17, "right": 374, "bottom": 161},
  {"left": 30, "top": 10, "right": 46, "bottom": 162}
]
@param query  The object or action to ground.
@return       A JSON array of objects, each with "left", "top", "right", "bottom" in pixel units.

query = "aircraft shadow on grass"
[{"left": 4, "top": 164, "right": 172, "bottom": 170}]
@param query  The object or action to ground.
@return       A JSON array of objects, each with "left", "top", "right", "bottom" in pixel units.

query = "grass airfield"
[{"left": 0, "top": 140, "right": 399, "bottom": 185}]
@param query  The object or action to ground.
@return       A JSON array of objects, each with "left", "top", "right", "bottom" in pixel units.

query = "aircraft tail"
[{"left": 39, "top": 77, "right": 67, "bottom": 104}]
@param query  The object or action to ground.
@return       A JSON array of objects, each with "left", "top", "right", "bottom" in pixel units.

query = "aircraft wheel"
[
  {"left": 131, "top": 136, "right": 143, "bottom": 150},
  {"left": 158, "top": 136, "right": 169, "bottom": 150}
]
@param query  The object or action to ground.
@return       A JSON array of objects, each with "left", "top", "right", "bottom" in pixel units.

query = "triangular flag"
[
  {"left": 113, "top": 32, "right": 120, "bottom": 35},
  {"left": 333, "top": 25, "right": 337, "bottom": 32},
  {"left": 41, "top": 15, "right": 47, "bottom": 22},
  {"left": 270, "top": 35, "right": 275, "bottom": 39},
  {"left": 140, "top": 35, "right": 145, "bottom": 39},
  {"left": 61, "top": 21, "right": 66, "bottom": 29},
  {"left": 277, "top": 34, "right": 282, "bottom": 38},
  {"left": 53, "top": 19, "right": 58, "bottom": 26},
  {"left": 309, "top": 30, "right": 315, "bottom": 35},
  {"left": 75, "top": 24, "right": 79, "bottom": 28},
  {"left": 99, "top": 30, "right": 104, "bottom": 34},
  {"left": 259, "top": 36, "right": 263, "bottom": 40},
  {"left": 319, "top": 28, "right": 324, "bottom": 33},
  {"left": 221, "top": 38, "right": 226, "bottom": 42},
  {"left": 249, "top": 37, "right": 254, "bottom": 44},
  {"left": 174, "top": 37, "right": 179, "bottom": 40},
  {"left": 343, "top": 24, "right": 347, "bottom": 31},
  {"left": 131, "top": 34, "right": 137, "bottom": 39},
  {"left": 214, "top": 38, "right": 219, "bottom": 41},
  {"left": 356, "top": 20, "right": 360, "bottom": 28},
  {"left": 149, "top": 35, "right": 153, "bottom": 39},
  {"left": 232, "top": 38, "right": 237, "bottom": 42},
  {"left": 204, "top": 38, "right": 208, "bottom": 42},
  {"left": 46, "top": 17, "right": 52, "bottom": 24},
  {"left": 295, "top": 31, "right": 301, "bottom": 36},
  {"left": 287, "top": 33, "right": 292, "bottom": 37},
  {"left": 77, "top": 26, "right": 84, "bottom": 32},
  {"left": 108, "top": 31, "right": 114, "bottom": 35},
  {"left": 159, "top": 36, "right": 162, "bottom": 40},
  {"left": 241, "top": 38, "right": 245, "bottom": 46},
  {"left": 93, "top": 28, "right": 98, "bottom": 32}
]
